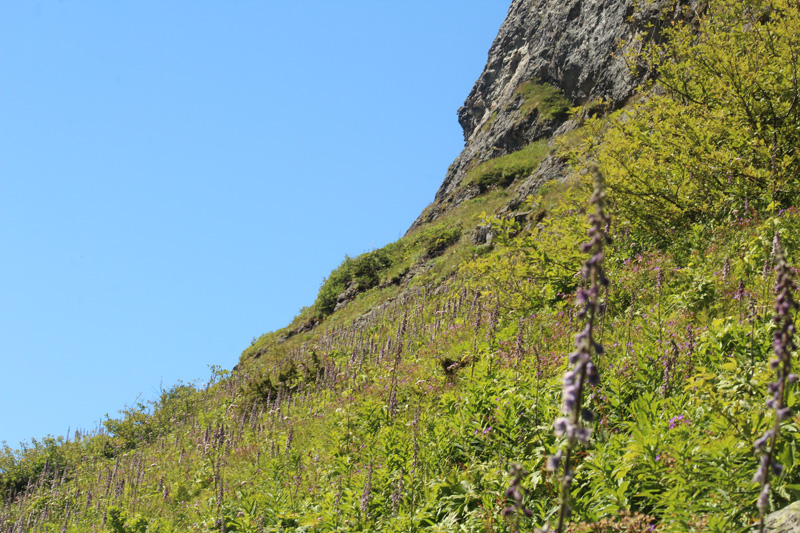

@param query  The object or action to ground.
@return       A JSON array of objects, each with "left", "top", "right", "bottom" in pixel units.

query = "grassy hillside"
[{"left": 2, "top": 0, "right": 799, "bottom": 531}]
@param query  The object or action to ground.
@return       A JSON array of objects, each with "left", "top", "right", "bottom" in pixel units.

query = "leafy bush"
[
  {"left": 240, "top": 367, "right": 278, "bottom": 406},
  {"left": 108, "top": 506, "right": 149, "bottom": 533},
  {"left": 577, "top": 0, "right": 800, "bottom": 246},
  {"left": 315, "top": 248, "right": 394, "bottom": 317},
  {"left": 103, "top": 401, "right": 157, "bottom": 453},
  {"left": 0, "top": 437, "right": 67, "bottom": 499},
  {"left": 424, "top": 226, "right": 461, "bottom": 257}
]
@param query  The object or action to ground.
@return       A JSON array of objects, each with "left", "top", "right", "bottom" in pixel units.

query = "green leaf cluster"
[
  {"left": 315, "top": 248, "right": 394, "bottom": 317},
  {"left": 577, "top": 0, "right": 800, "bottom": 246}
]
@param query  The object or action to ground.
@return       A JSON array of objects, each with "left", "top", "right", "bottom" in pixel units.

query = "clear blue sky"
[{"left": 0, "top": 1, "right": 510, "bottom": 449}]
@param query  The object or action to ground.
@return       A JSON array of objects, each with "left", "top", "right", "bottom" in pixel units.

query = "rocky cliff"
[{"left": 409, "top": 0, "right": 685, "bottom": 231}]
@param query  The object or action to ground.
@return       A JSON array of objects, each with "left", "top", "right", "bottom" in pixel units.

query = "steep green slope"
[{"left": 2, "top": 1, "right": 799, "bottom": 532}]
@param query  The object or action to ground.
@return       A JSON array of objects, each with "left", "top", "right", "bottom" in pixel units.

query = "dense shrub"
[
  {"left": 315, "top": 248, "right": 394, "bottom": 317},
  {"left": 424, "top": 226, "right": 461, "bottom": 257},
  {"left": 0, "top": 437, "right": 67, "bottom": 499},
  {"left": 103, "top": 402, "right": 156, "bottom": 453},
  {"left": 578, "top": 0, "right": 800, "bottom": 246}
]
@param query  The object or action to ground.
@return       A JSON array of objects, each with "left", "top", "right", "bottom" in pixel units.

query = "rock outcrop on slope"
[
  {"left": 409, "top": 0, "right": 687, "bottom": 231},
  {"left": 757, "top": 502, "right": 800, "bottom": 533}
]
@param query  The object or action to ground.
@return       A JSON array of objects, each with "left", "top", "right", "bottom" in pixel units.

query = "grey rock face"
[
  {"left": 509, "top": 154, "right": 570, "bottom": 210},
  {"left": 409, "top": 0, "right": 685, "bottom": 231},
  {"left": 471, "top": 224, "right": 495, "bottom": 246},
  {"left": 333, "top": 282, "right": 359, "bottom": 312},
  {"left": 755, "top": 501, "right": 800, "bottom": 532}
]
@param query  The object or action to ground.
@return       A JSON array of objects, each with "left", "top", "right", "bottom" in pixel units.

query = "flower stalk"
[
  {"left": 754, "top": 236, "right": 797, "bottom": 532},
  {"left": 547, "top": 169, "right": 610, "bottom": 533}
]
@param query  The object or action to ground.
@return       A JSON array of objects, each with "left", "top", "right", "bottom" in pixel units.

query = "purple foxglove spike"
[
  {"left": 562, "top": 397, "right": 576, "bottom": 414},
  {"left": 758, "top": 483, "right": 770, "bottom": 511},
  {"left": 767, "top": 398, "right": 778, "bottom": 409},
  {"left": 554, "top": 418, "right": 569, "bottom": 437},
  {"left": 594, "top": 342, "right": 605, "bottom": 355},
  {"left": 547, "top": 452, "right": 562, "bottom": 472},
  {"left": 587, "top": 363, "right": 600, "bottom": 385},
  {"left": 754, "top": 236, "right": 797, "bottom": 527},
  {"left": 575, "top": 427, "right": 592, "bottom": 445},
  {"left": 552, "top": 168, "right": 608, "bottom": 531},
  {"left": 754, "top": 431, "right": 772, "bottom": 451}
]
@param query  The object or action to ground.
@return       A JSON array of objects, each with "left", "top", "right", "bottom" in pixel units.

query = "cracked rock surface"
[{"left": 409, "top": 0, "right": 687, "bottom": 231}]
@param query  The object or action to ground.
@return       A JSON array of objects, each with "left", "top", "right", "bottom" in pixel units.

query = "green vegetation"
[
  {"left": 2, "top": 1, "right": 799, "bottom": 531},
  {"left": 577, "top": 0, "right": 800, "bottom": 247},
  {"left": 514, "top": 80, "right": 570, "bottom": 121},
  {"left": 315, "top": 248, "right": 395, "bottom": 317},
  {"left": 466, "top": 141, "right": 550, "bottom": 192},
  {"left": 311, "top": 204, "right": 490, "bottom": 320},
  {"left": 313, "top": 225, "right": 465, "bottom": 319}
]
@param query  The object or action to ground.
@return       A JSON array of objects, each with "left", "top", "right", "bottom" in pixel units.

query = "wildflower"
[
  {"left": 388, "top": 311, "right": 408, "bottom": 421},
  {"left": 735, "top": 278, "right": 745, "bottom": 301},
  {"left": 513, "top": 317, "right": 524, "bottom": 362},
  {"left": 502, "top": 464, "right": 533, "bottom": 533},
  {"left": 548, "top": 168, "right": 610, "bottom": 533},
  {"left": 333, "top": 476, "right": 343, "bottom": 514},
  {"left": 754, "top": 236, "right": 797, "bottom": 532},
  {"left": 487, "top": 302, "right": 499, "bottom": 343},
  {"left": 546, "top": 451, "right": 562, "bottom": 472},
  {"left": 390, "top": 477, "right": 404, "bottom": 516},
  {"left": 668, "top": 415, "right": 687, "bottom": 430},
  {"left": 662, "top": 340, "right": 680, "bottom": 397},
  {"left": 360, "top": 463, "right": 373, "bottom": 519},
  {"left": 655, "top": 268, "right": 664, "bottom": 295}
]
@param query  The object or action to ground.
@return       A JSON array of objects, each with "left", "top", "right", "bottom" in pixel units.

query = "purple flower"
[
  {"left": 754, "top": 236, "right": 797, "bottom": 531},
  {"left": 758, "top": 483, "right": 770, "bottom": 512},
  {"left": 360, "top": 464, "right": 373, "bottom": 517},
  {"left": 550, "top": 168, "right": 609, "bottom": 533},
  {"left": 547, "top": 451, "right": 562, "bottom": 472},
  {"left": 668, "top": 415, "right": 684, "bottom": 429},
  {"left": 502, "top": 464, "right": 533, "bottom": 532}
]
